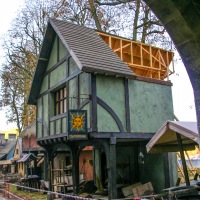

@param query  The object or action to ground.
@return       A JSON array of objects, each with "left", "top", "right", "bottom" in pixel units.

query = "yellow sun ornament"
[{"left": 70, "top": 111, "right": 86, "bottom": 132}]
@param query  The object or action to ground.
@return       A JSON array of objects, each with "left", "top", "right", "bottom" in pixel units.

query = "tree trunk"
[
  {"left": 89, "top": 0, "right": 102, "bottom": 31},
  {"left": 133, "top": 0, "right": 140, "bottom": 40},
  {"left": 141, "top": 4, "right": 149, "bottom": 43}
]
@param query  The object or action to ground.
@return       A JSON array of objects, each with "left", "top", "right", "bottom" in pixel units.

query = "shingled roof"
[
  {"left": 28, "top": 18, "right": 135, "bottom": 105},
  {"left": 0, "top": 140, "right": 16, "bottom": 159},
  {"left": 20, "top": 121, "right": 36, "bottom": 138},
  {"left": 51, "top": 18, "right": 134, "bottom": 75}
]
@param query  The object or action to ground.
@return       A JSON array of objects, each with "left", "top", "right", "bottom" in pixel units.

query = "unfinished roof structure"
[{"left": 97, "top": 32, "right": 174, "bottom": 80}]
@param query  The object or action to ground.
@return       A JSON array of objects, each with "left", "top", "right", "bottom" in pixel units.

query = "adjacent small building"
[
  {"left": 0, "top": 139, "right": 17, "bottom": 173},
  {"left": 0, "top": 128, "right": 19, "bottom": 140},
  {"left": 0, "top": 127, "right": 19, "bottom": 174}
]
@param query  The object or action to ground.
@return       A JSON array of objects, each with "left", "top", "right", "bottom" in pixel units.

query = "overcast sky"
[
  {"left": 0, "top": 0, "right": 24, "bottom": 130},
  {"left": 0, "top": 0, "right": 197, "bottom": 131}
]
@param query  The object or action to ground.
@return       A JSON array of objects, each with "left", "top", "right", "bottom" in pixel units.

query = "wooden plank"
[
  {"left": 158, "top": 49, "right": 161, "bottom": 79},
  {"left": 120, "top": 39, "right": 123, "bottom": 60},
  {"left": 89, "top": 132, "right": 154, "bottom": 139},
  {"left": 122, "top": 182, "right": 142, "bottom": 197},
  {"left": 158, "top": 51, "right": 167, "bottom": 68},
  {"left": 166, "top": 51, "right": 169, "bottom": 80},
  {"left": 140, "top": 44, "right": 143, "bottom": 66},
  {"left": 109, "top": 36, "right": 112, "bottom": 48},
  {"left": 149, "top": 46, "right": 153, "bottom": 78},
  {"left": 114, "top": 43, "right": 131, "bottom": 52},
  {"left": 131, "top": 42, "right": 133, "bottom": 64},
  {"left": 132, "top": 182, "right": 154, "bottom": 197},
  {"left": 128, "top": 63, "right": 166, "bottom": 72}
]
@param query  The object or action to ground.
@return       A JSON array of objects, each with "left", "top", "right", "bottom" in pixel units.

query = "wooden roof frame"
[{"left": 97, "top": 31, "right": 174, "bottom": 80}]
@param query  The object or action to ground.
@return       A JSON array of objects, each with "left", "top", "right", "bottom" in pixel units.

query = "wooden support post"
[
  {"left": 44, "top": 152, "right": 48, "bottom": 180},
  {"left": 50, "top": 161, "right": 53, "bottom": 191},
  {"left": 149, "top": 46, "right": 153, "bottom": 78},
  {"left": 185, "top": 151, "right": 195, "bottom": 175},
  {"left": 93, "top": 148, "right": 102, "bottom": 191},
  {"left": 131, "top": 42, "right": 133, "bottom": 64},
  {"left": 72, "top": 146, "right": 79, "bottom": 194},
  {"left": 140, "top": 44, "right": 143, "bottom": 66},
  {"left": 45, "top": 148, "right": 53, "bottom": 192},
  {"left": 177, "top": 156, "right": 186, "bottom": 178},
  {"left": 120, "top": 39, "right": 123, "bottom": 60},
  {"left": 109, "top": 36, "right": 112, "bottom": 48},
  {"left": 176, "top": 133, "right": 190, "bottom": 186},
  {"left": 90, "top": 74, "right": 97, "bottom": 132},
  {"left": 62, "top": 161, "right": 66, "bottom": 194},
  {"left": 108, "top": 138, "right": 117, "bottom": 199},
  {"left": 177, "top": 152, "right": 195, "bottom": 178},
  {"left": 166, "top": 52, "right": 169, "bottom": 80},
  {"left": 158, "top": 49, "right": 161, "bottom": 79},
  {"left": 163, "top": 153, "right": 170, "bottom": 188}
]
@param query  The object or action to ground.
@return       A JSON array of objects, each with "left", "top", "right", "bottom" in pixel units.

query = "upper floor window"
[
  {"left": 0, "top": 134, "right": 4, "bottom": 139},
  {"left": 55, "top": 87, "right": 67, "bottom": 115},
  {"left": 9, "top": 134, "right": 16, "bottom": 139}
]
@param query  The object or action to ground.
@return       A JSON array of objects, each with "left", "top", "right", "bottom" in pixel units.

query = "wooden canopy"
[
  {"left": 146, "top": 121, "right": 199, "bottom": 186},
  {"left": 0, "top": 160, "right": 13, "bottom": 165},
  {"left": 97, "top": 31, "right": 174, "bottom": 80},
  {"left": 146, "top": 121, "right": 199, "bottom": 153}
]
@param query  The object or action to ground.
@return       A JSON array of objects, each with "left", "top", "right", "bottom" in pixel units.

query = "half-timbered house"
[{"left": 28, "top": 18, "right": 177, "bottom": 199}]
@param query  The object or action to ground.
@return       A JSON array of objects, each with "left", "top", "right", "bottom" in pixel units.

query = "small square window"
[
  {"left": 8, "top": 134, "right": 16, "bottom": 139},
  {"left": 55, "top": 87, "right": 67, "bottom": 115},
  {"left": 0, "top": 134, "right": 5, "bottom": 139}
]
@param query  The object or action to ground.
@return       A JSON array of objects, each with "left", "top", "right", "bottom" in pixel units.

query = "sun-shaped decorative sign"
[
  {"left": 68, "top": 110, "right": 87, "bottom": 140},
  {"left": 70, "top": 111, "right": 86, "bottom": 132}
]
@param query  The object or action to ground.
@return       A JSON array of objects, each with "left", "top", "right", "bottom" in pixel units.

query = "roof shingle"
[{"left": 50, "top": 18, "right": 134, "bottom": 76}]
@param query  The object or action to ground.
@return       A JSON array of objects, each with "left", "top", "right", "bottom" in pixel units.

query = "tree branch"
[
  {"left": 146, "top": 28, "right": 165, "bottom": 35},
  {"left": 95, "top": 0, "right": 135, "bottom": 6},
  {"left": 136, "top": 20, "right": 163, "bottom": 29}
]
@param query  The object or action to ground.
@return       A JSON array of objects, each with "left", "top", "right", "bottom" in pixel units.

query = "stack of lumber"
[
  {"left": 122, "top": 182, "right": 157, "bottom": 199},
  {"left": 132, "top": 182, "right": 154, "bottom": 197},
  {"left": 122, "top": 182, "right": 167, "bottom": 200},
  {"left": 122, "top": 182, "right": 142, "bottom": 197}
]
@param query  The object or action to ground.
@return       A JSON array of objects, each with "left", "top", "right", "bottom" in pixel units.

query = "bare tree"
[
  {"left": 0, "top": 0, "right": 71, "bottom": 130},
  {"left": 0, "top": 0, "right": 172, "bottom": 131},
  {"left": 95, "top": 0, "right": 171, "bottom": 49}
]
